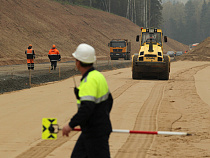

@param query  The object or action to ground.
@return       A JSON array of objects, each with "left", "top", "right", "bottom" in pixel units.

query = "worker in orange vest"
[
  {"left": 48, "top": 45, "right": 61, "bottom": 70},
  {"left": 25, "top": 44, "right": 35, "bottom": 70}
]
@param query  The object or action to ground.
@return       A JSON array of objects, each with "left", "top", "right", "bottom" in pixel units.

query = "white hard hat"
[{"left": 72, "top": 43, "right": 96, "bottom": 63}]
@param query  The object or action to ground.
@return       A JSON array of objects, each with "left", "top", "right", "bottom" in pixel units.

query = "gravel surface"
[{"left": 0, "top": 60, "right": 131, "bottom": 94}]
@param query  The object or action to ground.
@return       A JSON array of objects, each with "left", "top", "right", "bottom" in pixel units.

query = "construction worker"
[
  {"left": 48, "top": 45, "right": 61, "bottom": 70},
  {"left": 62, "top": 43, "right": 113, "bottom": 158},
  {"left": 25, "top": 44, "right": 35, "bottom": 70}
]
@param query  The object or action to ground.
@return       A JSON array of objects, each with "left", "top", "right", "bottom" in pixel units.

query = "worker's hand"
[{"left": 62, "top": 124, "right": 72, "bottom": 137}]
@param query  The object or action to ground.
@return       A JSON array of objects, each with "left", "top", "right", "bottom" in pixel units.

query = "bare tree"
[
  {"left": 90, "top": 0, "right": 92, "bottom": 7},
  {"left": 126, "top": 0, "right": 137, "bottom": 23}
]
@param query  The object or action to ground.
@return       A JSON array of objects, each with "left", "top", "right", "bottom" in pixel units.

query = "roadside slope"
[
  {"left": 0, "top": 0, "right": 140, "bottom": 65},
  {"left": 0, "top": 0, "right": 188, "bottom": 66},
  {"left": 164, "top": 37, "right": 189, "bottom": 53},
  {"left": 175, "top": 37, "right": 210, "bottom": 61}
]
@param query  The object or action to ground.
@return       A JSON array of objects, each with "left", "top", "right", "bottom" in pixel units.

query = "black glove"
[{"left": 74, "top": 87, "right": 80, "bottom": 100}]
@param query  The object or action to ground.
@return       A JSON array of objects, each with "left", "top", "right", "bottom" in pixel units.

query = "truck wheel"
[
  {"left": 159, "top": 56, "right": 169, "bottom": 80},
  {"left": 128, "top": 54, "right": 131, "bottom": 60},
  {"left": 124, "top": 55, "right": 127, "bottom": 60},
  {"left": 125, "top": 53, "right": 131, "bottom": 60}
]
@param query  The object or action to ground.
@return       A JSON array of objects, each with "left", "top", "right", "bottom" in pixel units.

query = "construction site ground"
[
  {"left": 1, "top": 60, "right": 210, "bottom": 158},
  {"left": 1, "top": 0, "right": 210, "bottom": 157}
]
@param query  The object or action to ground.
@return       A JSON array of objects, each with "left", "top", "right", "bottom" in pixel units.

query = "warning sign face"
[{"left": 42, "top": 118, "right": 57, "bottom": 140}]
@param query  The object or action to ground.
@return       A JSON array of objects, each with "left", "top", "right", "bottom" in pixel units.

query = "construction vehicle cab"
[
  {"left": 132, "top": 28, "right": 170, "bottom": 80},
  {"left": 108, "top": 39, "right": 131, "bottom": 60}
]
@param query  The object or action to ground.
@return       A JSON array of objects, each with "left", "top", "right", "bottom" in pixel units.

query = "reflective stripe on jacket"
[{"left": 69, "top": 67, "right": 113, "bottom": 137}]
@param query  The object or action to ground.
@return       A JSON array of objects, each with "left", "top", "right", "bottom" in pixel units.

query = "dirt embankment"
[
  {"left": 163, "top": 37, "right": 189, "bottom": 53},
  {"left": 0, "top": 0, "right": 140, "bottom": 65},
  {"left": 175, "top": 37, "right": 210, "bottom": 61},
  {"left": 0, "top": 0, "right": 188, "bottom": 66}
]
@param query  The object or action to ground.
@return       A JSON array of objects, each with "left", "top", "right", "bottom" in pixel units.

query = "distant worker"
[
  {"left": 62, "top": 43, "right": 113, "bottom": 158},
  {"left": 25, "top": 44, "right": 35, "bottom": 70},
  {"left": 48, "top": 45, "right": 61, "bottom": 70}
]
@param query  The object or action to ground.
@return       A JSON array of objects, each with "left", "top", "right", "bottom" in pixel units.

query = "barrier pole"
[
  {"left": 29, "top": 69, "right": 31, "bottom": 87},
  {"left": 73, "top": 128, "right": 191, "bottom": 136},
  {"left": 59, "top": 66, "right": 60, "bottom": 78}
]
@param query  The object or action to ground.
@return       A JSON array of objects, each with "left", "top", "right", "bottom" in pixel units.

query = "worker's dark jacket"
[{"left": 69, "top": 67, "right": 113, "bottom": 137}]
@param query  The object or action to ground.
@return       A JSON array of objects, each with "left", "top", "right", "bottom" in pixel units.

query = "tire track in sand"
[
  {"left": 146, "top": 63, "right": 210, "bottom": 157},
  {"left": 15, "top": 132, "right": 77, "bottom": 158},
  {"left": 112, "top": 80, "right": 139, "bottom": 100},
  {"left": 114, "top": 83, "right": 165, "bottom": 158},
  {"left": 15, "top": 80, "right": 139, "bottom": 158}
]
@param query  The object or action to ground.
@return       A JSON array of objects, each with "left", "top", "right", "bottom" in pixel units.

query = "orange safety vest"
[
  {"left": 48, "top": 48, "right": 60, "bottom": 55},
  {"left": 27, "top": 49, "right": 33, "bottom": 54},
  {"left": 26, "top": 49, "right": 35, "bottom": 59},
  {"left": 48, "top": 48, "right": 60, "bottom": 61}
]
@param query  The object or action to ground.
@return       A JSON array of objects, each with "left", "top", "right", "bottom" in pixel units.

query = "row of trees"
[
  {"left": 55, "top": 0, "right": 209, "bottom": 45},
  {"left": 55, "top": 0, "right": 163, "bottom": 28},
  {"left": 162, "top": 0, "right": 210, "bottom": 45}
]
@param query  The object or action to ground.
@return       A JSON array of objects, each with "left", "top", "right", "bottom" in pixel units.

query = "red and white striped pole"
[
  {"left": 113, "top": 129, "right": 191, "bottom": 136},
  {"left": 73, "top": 128, "right": 191, "bottom": 136}
]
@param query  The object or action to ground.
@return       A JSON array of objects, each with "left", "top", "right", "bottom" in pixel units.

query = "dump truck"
[
  {"left": 108, "top": 39, "right": 131, "bottom": 60},
  {"left": 132, "top": 28, "right": 170, "bottom": 80}
]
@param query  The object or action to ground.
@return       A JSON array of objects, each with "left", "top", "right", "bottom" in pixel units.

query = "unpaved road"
[{"left": 1, "top": 61, "right": 210, "bottom": 158}]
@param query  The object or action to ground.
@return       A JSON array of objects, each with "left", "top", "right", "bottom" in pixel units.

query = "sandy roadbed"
[{"left": 1, "top": 61, "right": 210, "bottom": 158}]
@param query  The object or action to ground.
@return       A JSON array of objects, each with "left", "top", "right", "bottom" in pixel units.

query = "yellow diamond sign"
[{"left": 42, "top": 118, "right": 57, "bottom": 140}]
